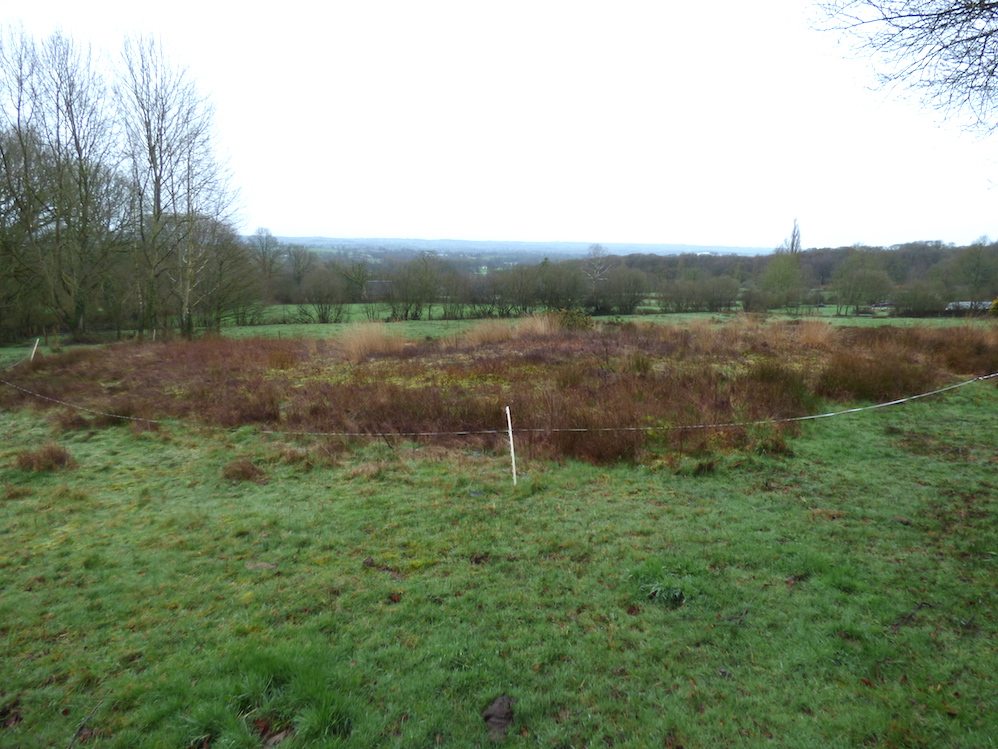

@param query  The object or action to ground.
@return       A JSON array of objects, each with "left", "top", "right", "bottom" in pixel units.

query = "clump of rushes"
[
  {"left": 338, "top": 322, "right": 409, "bottom": 363},
  {"left": 15, "top": 442, "right": 76, "bottom": 472},
  {"left": 222, "top": 459, "right": 268, "bottom": 484},
  {"left": 461, "top": 319, "right": 518, "bottom": 347},
  {"left": 815, "top": 349, "right": 939, "bottom": 402}
]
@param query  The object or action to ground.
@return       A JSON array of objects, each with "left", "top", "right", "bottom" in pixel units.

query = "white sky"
[{"left": 5, "top": 0, "right": 998, "bottom": 249}]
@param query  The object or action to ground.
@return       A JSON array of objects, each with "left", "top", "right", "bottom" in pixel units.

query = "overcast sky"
[{"left": 6, "top": 0, "right": 998, "bottom": 249}]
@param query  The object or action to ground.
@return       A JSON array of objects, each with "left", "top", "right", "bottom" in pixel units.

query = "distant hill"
[{"left": 270, "top": 237, "right": 770, "bottom": 258}]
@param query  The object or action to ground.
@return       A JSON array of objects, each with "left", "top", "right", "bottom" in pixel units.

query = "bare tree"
[
  {"left": 583, "top": 243, "right": 615, "bottom": 313},
  {"left": 118, "top": 34, "right": 234, "bottom": 337},
  {"left": 601, "top": 265, "right": 649, "bottom": 315},
  {"left": 584, "top": 243, "right": 611, "bottom": 287},
  {"left": 191, "top": 219, "right": 259, "bottom": 330},
  {"left": 300, "top": 260, "right": 349, "bottom": 324},
  {"left": 790, "top": 218, "right": 801, "bottom": 256},
  {"left": 833, "top": 248, "right": 893, "bottom": 313},
  {"left": 490, "top": 264, "right": 538, "bottom": 317},
  {"left": 0, "top": 25, "right": 249, "bottom": 341},
  {"left": 536, "top": 258, "right": 584, "bottom": 310},
  {"left": 0, "top": 28, "right": 129, "bottom": 336},
  {"left": 0, "top": 27, "right": 50, "bottom": 336},
  {"left": 383, "top": 252, "right": 441, "bottom": 320},
  {"left": 778, "top": 218, "right": 802, "bottom": 255},
  {"left": 949, "top": 236, "right": 998, "bottom": 300},
  {"left": 248, "top": 227, "right": 284, "bottom": 300},
  {"left": 35, "top": 31, "right": 127, "bottom": 333},
  {"left": 820, "top": 0, "right": 998, "bottom": 130},
  {"left": 332, "top": 258, "right": 373, "bottom": 302}
]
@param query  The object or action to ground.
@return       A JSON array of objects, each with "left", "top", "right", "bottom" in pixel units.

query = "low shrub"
[
  {"left": 90, "top": 398, "right": 141, "bottom": 428},
  {"left": 733, "top": 360, "right": 813, "bottom": 419},
  {"left": 924, "top": 324, "right": 998, "bottom": 374},
  {"left": 205, "top": 379, "right": 282, "bottom": 427}
]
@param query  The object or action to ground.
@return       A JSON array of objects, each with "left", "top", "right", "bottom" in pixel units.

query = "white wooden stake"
[
  {"left": 30, "top": 338, "right": 40, "bottom": 361},
  {"left": 505, "top": 405, "right": 517, "bottom": 486}
]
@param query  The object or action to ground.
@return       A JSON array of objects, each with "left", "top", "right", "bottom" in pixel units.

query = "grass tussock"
[
  {"left": 460, "top": 313, "right": 567, "bottom": 347},
  {"left": 222, "top": 459, "right": 268, "bottom": 484},
  {"left": 794, "top": 319, "right": 837, "bottom": 348},
  {"left": 50, "top": 409, "right": 91, "bottom": 432},
  {"left": 3, "top": 483, "right": 34, "bottom": 500},
  {"left": 338, "top": 322, "right": 409, "bottom": 363},
  {"left": 273, "top": 439, "right": 349, "bottom": 469},
  {"left": 461, "top": 319, "right": 518, "bottom": 347},
  {"left": 516, "top": 312, "right": 563, "bottom": 337},
  {"left": 461, "top": 312, "right": 582, "bottom": 348},
  {"left": 15, "top": 442, "right": 76, "bottom": 472}
]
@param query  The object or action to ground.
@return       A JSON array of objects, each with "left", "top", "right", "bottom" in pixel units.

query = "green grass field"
[
  {"left": 220, "top": 306, "right": 996, "bottom": 346},
  {"left": 1, "top": 317, "right": 997, "bottom": 747}
]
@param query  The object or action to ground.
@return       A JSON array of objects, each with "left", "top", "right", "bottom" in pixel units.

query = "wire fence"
[{"left": 1, "top": 355, "right": 29, "bottom": 372}]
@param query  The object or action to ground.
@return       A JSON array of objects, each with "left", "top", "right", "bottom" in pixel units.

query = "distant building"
[{"left": 944, "top": 301, "right": 991, "bottom": 312}]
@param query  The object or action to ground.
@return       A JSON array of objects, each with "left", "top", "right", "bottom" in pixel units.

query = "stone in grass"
[{"left": 481, "top": 694, "right": 515, "bottom": 742}]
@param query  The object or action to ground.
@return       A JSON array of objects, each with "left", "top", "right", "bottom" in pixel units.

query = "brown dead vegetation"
[
  {"left": 15, "top": 443, "right": 77, "bottom": 472},
  {"left": 2, "top": 320, "right": 995, "bottom": 464}
]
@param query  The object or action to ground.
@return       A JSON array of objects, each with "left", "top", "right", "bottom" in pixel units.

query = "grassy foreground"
[
  {"left": 2, "top": 385, "right": 997, "bottom": 747},
  {"left": 2, "top": 317, "right": 998, "bottom": 747}
]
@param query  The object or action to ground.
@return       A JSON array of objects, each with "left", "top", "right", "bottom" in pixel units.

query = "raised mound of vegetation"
[{"left": 3, "top": 317, "right": 997, "bottom": 466}]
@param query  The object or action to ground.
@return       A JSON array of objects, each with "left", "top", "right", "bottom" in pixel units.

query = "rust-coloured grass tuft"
[
  {"left": 16, "top": 443, "right": 77, "bottom": 472},
  {"left": 222, "top": 459, "right": 268, "bottom": 484},
  {"left": 339, "top": 323, "right": 409, "bottom": 363}
]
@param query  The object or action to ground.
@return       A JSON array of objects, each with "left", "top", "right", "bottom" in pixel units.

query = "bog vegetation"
[{"left": 4, "top": 315, "right": 998, "bottom": 464}]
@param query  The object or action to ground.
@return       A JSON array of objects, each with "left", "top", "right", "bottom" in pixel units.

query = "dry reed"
[{"left": 339, "top": 323, "right": 409, "bottom": 363}]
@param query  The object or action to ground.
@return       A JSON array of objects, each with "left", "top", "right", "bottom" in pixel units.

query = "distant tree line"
[
  {"left": 238, "top": 236, "right": 998, "bottom": 327},
  {"left": 3, "top": 25, "right": 997, "bottom": 342},
  {"left": 6, "top": 211, "right": 998, "bottom": 342}
]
